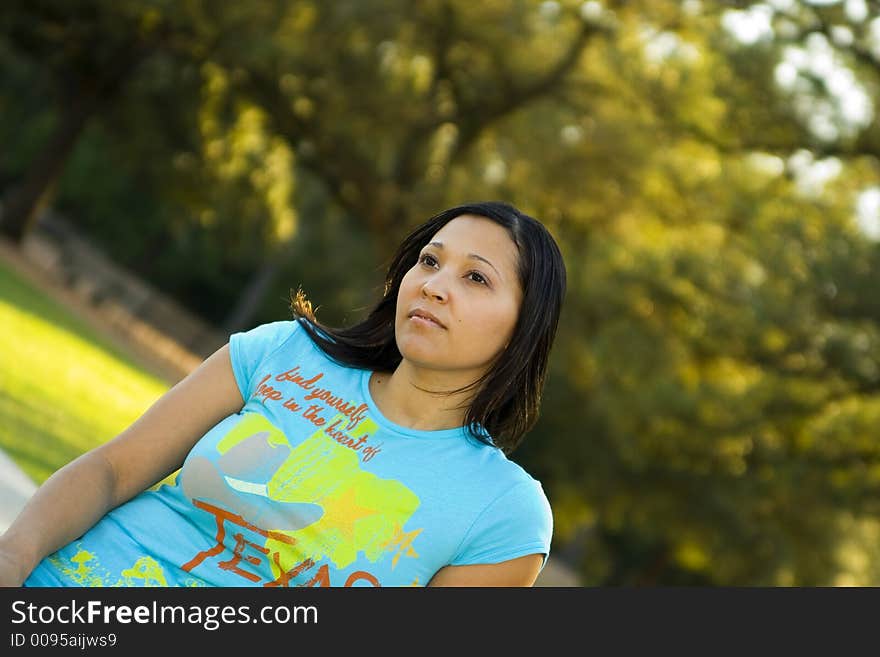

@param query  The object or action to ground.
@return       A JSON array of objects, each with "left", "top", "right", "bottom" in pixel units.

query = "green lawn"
[{"left": 0, "top": 261, "right": 170, "bottom": 485}]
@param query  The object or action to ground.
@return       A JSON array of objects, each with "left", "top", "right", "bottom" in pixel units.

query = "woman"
[{"left": 0, "top": 201, "right": 567, "bottom": 587}]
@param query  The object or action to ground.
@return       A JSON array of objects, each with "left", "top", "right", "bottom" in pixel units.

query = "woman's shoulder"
[
  {"left": 229, "top": 317, "right": 330, "bottom": 372},
  {"left": 233, "top": 318, "right": 301, "bottom": 343},
  {"left": 468, "top": 439, "right": 546, "bottom": 492},
  {"left": 486, "top": 460, "right": 553, "bottom": 521}
]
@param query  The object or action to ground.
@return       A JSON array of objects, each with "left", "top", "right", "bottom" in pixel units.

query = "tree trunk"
[
  {"left": 0, "top": 38, "right": 154, "bottom": 244},
  {"left": 220, "top": 249, "right": 286, "bottom": 335},
  {"left": 0, "top": 96, "right": 96, "bottom": 243}
]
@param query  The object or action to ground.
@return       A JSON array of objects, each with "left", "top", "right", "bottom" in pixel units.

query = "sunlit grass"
[{"left": 0, "top": 262, "right": 169, "bottom": 484}]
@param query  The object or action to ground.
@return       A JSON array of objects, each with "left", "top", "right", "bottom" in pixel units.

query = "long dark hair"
[{"left": 289, "top": 201, "right": 567, "bottom": 454}]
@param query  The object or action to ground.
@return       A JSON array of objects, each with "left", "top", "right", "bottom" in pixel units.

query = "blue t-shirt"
[{"left": 26, "top": 320, "right": 553, "bottom": 587}]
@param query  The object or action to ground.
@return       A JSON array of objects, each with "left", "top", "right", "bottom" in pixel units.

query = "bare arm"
[
  {"left": 427, "top": 553, "right": 545, "bottom": 587},
  {"left": 0, "top": 343, "right": 244, "bottom": 586}
]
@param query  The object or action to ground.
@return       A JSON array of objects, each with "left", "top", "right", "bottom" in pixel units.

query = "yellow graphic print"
[
  {"left": 52, "top": 409, "right": 424, "bottom": 586},
  {"left": 181, "top": 412, "right": 422, "bottom": 584},
  {"left": 49, "top": 547, "right": 207, "bottom": 587},
  {"left": 48, "top": 548, "right": 104, "bottom": 587},
  {"left": 120, "top": 557, "right": 168, "bottom": 586},
  {"left": 384, "top": 527, "right": 423, "bottom": 569},
  {"left": 217, "top": 412, "right": 290, "bottom": 454},
  {"left": 263, "top": 412, "right": 421, "bottom": 575}
]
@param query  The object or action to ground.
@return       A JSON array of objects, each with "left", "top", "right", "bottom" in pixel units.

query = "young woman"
[{"left": 0, "top": 201, "right": 567, "bottom": 587}]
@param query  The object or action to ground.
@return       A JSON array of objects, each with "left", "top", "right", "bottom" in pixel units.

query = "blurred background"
[{"left": 1, "top": 0, "right": 879, "bottom": 586}]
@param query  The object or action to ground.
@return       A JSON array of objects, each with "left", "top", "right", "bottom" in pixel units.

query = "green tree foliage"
[
  {"left": 523, "top": 0, "right": 880, "bottom": 585},
  {"left": 0, "top": 0, "right": 177, "bottom": 240}
]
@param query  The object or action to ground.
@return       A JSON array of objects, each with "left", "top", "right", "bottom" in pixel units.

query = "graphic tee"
[{"left": 25, "top": 320, "right": 553, "bottom": 587}]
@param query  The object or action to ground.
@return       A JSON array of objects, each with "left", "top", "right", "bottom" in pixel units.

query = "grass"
[{"left": 0, "top": 260, "right": 170, "bottom": 485}]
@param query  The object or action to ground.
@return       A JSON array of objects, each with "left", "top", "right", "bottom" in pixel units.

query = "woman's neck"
[{"left": 369, "top": 362, "right": 479, "bottom": 432}]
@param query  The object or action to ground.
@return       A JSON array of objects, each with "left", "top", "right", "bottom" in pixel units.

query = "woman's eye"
[{"left": 419, "top": 254, "right": 488, "bottom": 286}]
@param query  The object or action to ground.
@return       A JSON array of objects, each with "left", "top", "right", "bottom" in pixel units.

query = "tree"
[{"left": 0, "top": 0, "right": 176, "bottom": 241}]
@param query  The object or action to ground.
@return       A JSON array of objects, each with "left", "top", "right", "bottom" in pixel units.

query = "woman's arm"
[
  {"left": 0, "top": 343, "right": 244, "bottom": 586},
  {"left": 427, "top": 553, "right": 544, "bottom": 587}
]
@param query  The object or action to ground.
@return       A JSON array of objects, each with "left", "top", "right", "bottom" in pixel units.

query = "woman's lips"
[{"left": 409, "top": 315, "right": 444, "bottom": 328}]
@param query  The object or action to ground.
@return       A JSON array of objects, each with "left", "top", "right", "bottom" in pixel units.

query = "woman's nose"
[{"left": 421, "top": 276, "right": 448, "bottom": 302}]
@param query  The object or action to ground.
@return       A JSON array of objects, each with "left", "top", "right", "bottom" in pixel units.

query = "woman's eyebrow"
[{"left": 425, "top": 241, "right": 501, "bottom": 278}]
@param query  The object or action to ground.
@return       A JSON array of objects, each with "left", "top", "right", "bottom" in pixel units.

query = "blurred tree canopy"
[{"left": 1, "top": 0, "right": 879, "bottom": 585}]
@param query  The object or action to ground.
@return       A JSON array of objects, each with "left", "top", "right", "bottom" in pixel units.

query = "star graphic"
[{"left": 320, "top": 485, "right": 380, "bottom": 543}]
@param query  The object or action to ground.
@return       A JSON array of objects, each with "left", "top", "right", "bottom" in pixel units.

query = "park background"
[{"left": 1, "top": 0, "right": 880, "bottom": 586}]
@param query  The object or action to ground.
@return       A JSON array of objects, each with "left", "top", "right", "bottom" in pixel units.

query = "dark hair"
[{"left": 289, "top": 201, "right": 566, "bottom": 454}]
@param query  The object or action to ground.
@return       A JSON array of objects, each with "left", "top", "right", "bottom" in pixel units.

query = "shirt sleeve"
[
  {"left": 228, "top": 320, "right": 301, "bottom": 403},
  {"left": 450, "top": 478, "right": 554, "bottom": 571}
]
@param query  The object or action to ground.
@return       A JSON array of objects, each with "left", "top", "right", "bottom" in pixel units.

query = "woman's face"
[{"left": 395, "top": 214, "right": 523, "bottom": 381}]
